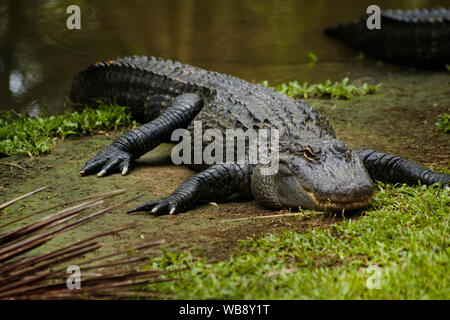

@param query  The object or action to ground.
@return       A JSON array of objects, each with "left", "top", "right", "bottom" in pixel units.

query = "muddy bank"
[{"left": 1, "top": 70, "right": 449, "bottom": 262}]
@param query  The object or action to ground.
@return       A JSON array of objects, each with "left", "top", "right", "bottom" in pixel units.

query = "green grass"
[
  {"left": 308, "top": 52, "right": 318, "bottom": 63},
  {"left": 0, "top": 105, "right": 136, "bottom": 157},
  {"left": 144, "top": 182, "right": 449, "bottom": 299},
  {"left": 261, "top": 77, "right": 380, "bottom": 100},
  {"left": 308, "top": 51, "right": 318, "bottom": 67},
  {"left": 435, "top": 113, "right": 450, "bottom": 134}
]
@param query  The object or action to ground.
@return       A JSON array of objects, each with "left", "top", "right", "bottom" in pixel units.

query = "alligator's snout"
[{"left": 305, "top": 180, "right": 374, "bottom": 211}]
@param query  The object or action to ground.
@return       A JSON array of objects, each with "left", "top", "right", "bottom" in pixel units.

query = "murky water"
[{"left": 0, "top": 0, "right": 447, "bottom": 114}]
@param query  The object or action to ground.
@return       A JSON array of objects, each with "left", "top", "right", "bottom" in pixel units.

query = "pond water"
[{"left": 0, "top": 0, "right": 447, "bottom": 114}]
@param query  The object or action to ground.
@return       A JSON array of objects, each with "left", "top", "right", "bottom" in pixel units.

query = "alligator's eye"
[{"left": 303, "top": 147, "right": 316, "bottom": 162}]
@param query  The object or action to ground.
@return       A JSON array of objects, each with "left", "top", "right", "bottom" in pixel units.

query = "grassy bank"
[
  {"left": 1, "top": 72, "right": 448, "bottom": 300},
  {"left": 146, "top": 183, "right": 449, "bottom": 299},
  {"left": 0, "top": 105, "right": 136, "bottom": 157},
  {"left": 262, "top": 77, "right": 380, "bottom": 100}
]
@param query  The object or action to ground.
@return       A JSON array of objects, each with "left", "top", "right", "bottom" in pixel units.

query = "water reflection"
[{"left": 0, "top": 0, "right": 447, "bottom": 114}]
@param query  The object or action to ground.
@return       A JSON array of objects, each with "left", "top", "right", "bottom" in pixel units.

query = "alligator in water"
[
  {"left": 324, "top": 8, "right": 450, "bottom": 69},
  {"left": 70, "top": 56, "right": 450, "bottom": 215}
]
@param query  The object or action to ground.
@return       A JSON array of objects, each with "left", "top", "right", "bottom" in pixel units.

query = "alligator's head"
[{"left": 251, "top": 138, "right": 374, "bottom": 212}]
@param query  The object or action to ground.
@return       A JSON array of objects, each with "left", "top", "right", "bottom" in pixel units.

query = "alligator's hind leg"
[
  {"left": 128, "top": 163, "right": 252, "bottom": 215},
  {"left": 80, "top": 93, "right": 203, "bottom": 177},
  {"left": 357, "top": 149, "right": 450, "bottom": 186}
]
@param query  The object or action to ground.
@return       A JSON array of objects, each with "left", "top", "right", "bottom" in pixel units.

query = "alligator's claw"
[
  {"left": 127, "top": 195, "right": 185, "bottom": 215},
  {"left": 80, "top": 145, "right": 134, "bottom": 177}
]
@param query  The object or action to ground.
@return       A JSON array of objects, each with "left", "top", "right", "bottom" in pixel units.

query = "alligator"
[
  {"left": 324, "top": 8, "right": 450, "bottom": 69},
  {"left": 70, "top": 56, "right": 450, "bottom": 215}
]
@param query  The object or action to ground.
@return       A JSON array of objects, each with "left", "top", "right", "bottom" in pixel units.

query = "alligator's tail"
[{"left": 324, "top": 8, "right": 450, "bottom": 69}]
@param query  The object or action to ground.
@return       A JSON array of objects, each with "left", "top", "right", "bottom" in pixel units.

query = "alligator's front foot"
[
  {"left": 127, "top": 163, "right": 252, "bottom": 215},
  {"left": 80, "top": 143, "right": 134, "bottom": 177},
  {"left": 80, "top": 93, "right": 205, "bottom": 178},
  {"left": 127, "top": 191, "right": 197, "bottom": 215}
]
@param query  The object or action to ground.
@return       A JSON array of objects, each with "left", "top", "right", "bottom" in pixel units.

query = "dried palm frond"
[{"left": 0, "top": 187, "right": 176, "bottom": 300}]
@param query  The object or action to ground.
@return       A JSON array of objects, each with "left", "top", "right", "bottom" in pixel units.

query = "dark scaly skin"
[
  {"left": 128, "top": 164, "right": 252, "bottom": 214},
  {"left": 357, "top": 150, "right": 450, "bottom": 186},
  {"left": 70, "top": 56, "right": 449, "bottom": 215},
  {"left": 324, "top": 8, "right": 450, "bottom": 69},
  {"left": 80, "top": 93, "right": 204, "bottom": 176}
]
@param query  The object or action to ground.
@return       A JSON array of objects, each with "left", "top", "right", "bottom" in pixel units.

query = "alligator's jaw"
[
  {"left": 302, "top": 188, "right": 372, "bottom": 212},
  {"left": 295, "top": 176, "right": 373, "bottom": 212},
  {"left": 251, "top": 165, "right": 374, "bottom": 212}
]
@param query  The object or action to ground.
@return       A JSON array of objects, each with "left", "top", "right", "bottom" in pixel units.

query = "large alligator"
[
  {"left": 324, "top": 8, "right": 450, "bottom": 69},
  {"left": 70, "top": 56, "right": 449, "bottom": 215}
]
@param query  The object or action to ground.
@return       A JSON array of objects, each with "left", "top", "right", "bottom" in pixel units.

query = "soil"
[{"left": 0, "top": 69, "right": 449, "bottom": 263}]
